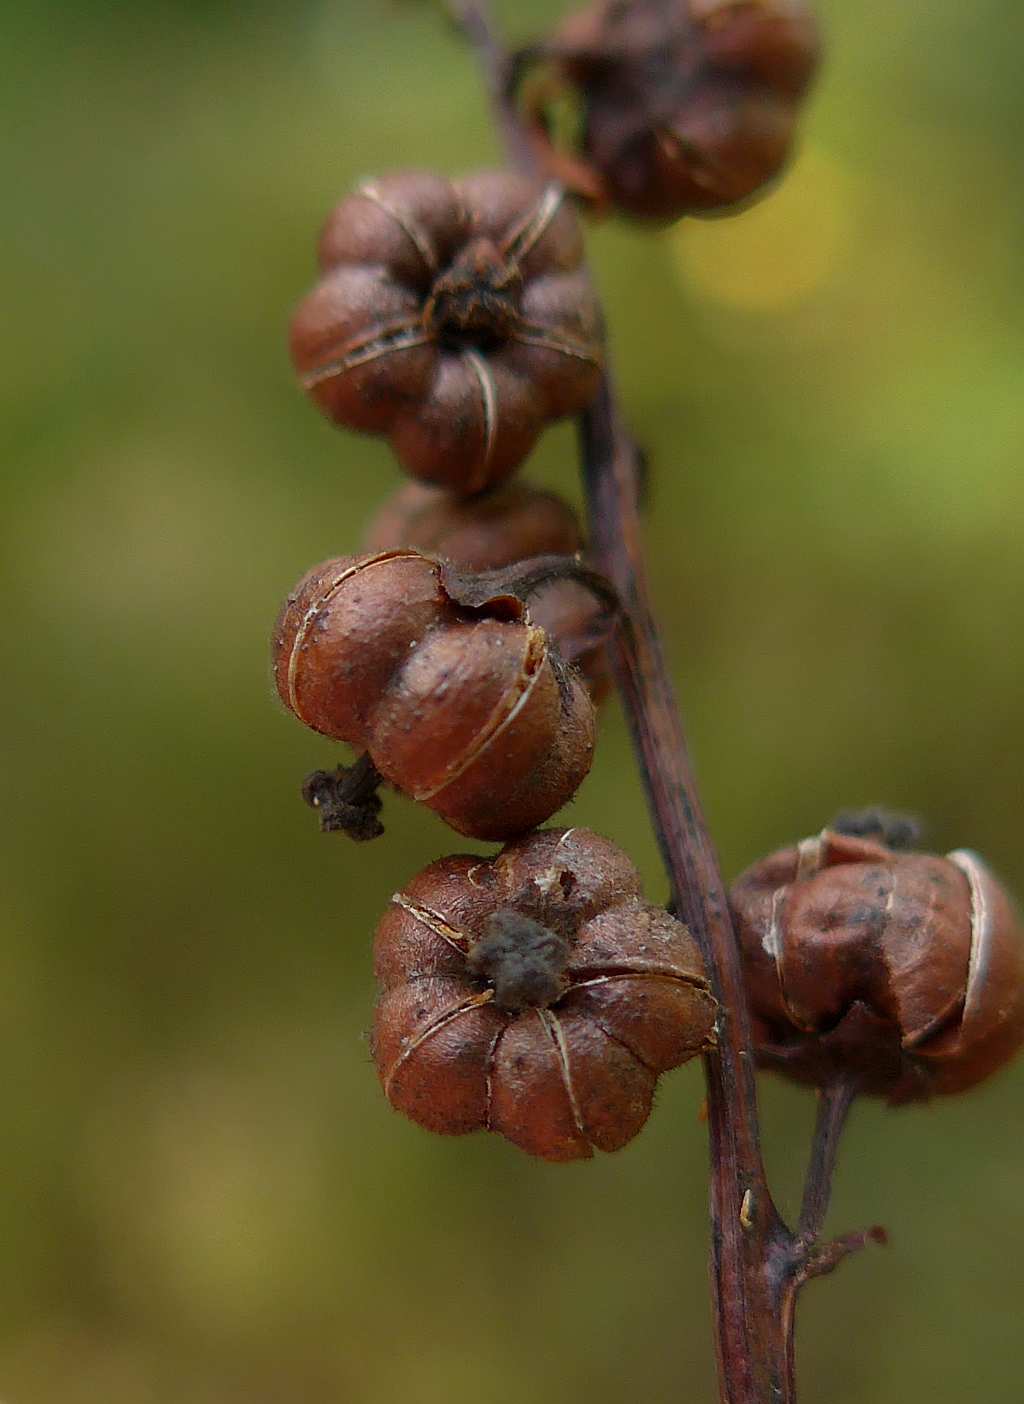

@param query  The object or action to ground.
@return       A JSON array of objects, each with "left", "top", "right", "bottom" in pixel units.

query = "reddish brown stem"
[
  {"left": 441, "top": 0, "right": 538, "bottom": 171},
  {"left": 433, "top": 3, "right": 866, "bottom": 1400},
  {"left": 579, "top": 376, "right": 792, "bottom": 1402},
  {"left": 577, "top": 320, "right": 892, "bottom": 1404},
  {"left": 302, "top": 752, "right": 385, "bottom": 840}
]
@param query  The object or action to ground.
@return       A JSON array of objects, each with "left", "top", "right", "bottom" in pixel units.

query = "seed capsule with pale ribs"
[
  {"left": 729, "top": 824, "right": 1024, "bottom": 1101},
  {"left": 372, "top": 827, "right": 717, "bottom": 1160},
  {"left": 289, "top": 171, "right": 604, "bottom": 494},
  {"left": 272, "top": 550, "right": 596, "bottom": 841},
  {"left": 364, "top": 479, "right": 613, "bottom": 703},
  {"left": 517, "top": 0, "right": 819, "bottom": 220}
]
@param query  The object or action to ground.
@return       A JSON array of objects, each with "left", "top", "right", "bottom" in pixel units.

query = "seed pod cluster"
[
  {"left": 729, "top": 827, "right": 1024, "bottom": 1102},
  {"left": 289, "top": 171, "right": 604, "bottom": 494},
  {"left": 365, "top": 480, "right": 613, "bottom": 703},
  {"left": 372, "top": 827, "right": 717, "bottom": 1160},
  {"left": 272, "top": 551, "right": 596, "bottom": 840},
  {"left": 517, "top": 0, "right": 819, "bottom": 220}
]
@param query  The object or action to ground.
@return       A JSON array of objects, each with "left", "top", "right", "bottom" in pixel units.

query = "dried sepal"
[{"left": 372, "top": 828, "right": 717, "bottom": 1160}]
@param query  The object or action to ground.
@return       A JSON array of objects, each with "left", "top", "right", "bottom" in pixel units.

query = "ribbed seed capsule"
[
  {"left": 371, "top": 827, "right": 717, "bottom": 1160},
  {"left": 364, "top": 480, "right": 613, "bottom": 703},
  {"left": 517, "top": 0, "right": 819, "bottom": 220},
  {"left": 289, "top": 171, "right": 604, "bottom": 493},
  {"left": 272, "top": 551, "right": 596, "bottom": 840},
  {"left": 364, "top": 479, "right": 582, "bottom": 568},
  {"left": 729, "top": 826, "right": 1024, "bottom": 1101}
]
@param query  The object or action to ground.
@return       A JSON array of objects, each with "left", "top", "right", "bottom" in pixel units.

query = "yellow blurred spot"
[{"left": 668, "top": 147, "right": 858, "bottom": 312}]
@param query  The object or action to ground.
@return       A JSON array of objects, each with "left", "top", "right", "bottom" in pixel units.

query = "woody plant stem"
[
  {"left": 438, "top": 2, "right": 873, "bottom": 1399},
  {"left": 579, "top": 377, "right": 792, "bottom": 1402}
]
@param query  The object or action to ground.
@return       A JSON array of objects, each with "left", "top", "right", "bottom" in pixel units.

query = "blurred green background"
[{"left": 2, "top": 0, "right": 1024, "bottom": 1399}]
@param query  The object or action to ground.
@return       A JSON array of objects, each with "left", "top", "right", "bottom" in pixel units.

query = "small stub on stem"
[{"left": 795, "top": 1223, "right": 888, "bottom": 1288}]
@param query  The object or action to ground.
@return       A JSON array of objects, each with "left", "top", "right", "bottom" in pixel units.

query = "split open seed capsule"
[
  {"left": 272, "top": 551, "right": 596, "bottom": 840},
  {"left": 729, "top": 825, "right": 1024, "bottom": 1101}
]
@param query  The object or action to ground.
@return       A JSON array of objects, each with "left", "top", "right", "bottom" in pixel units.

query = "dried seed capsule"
[
  {"left": 289, "top": 171, "right": 604, "bottom": 493},
  {"left": 364, "top": 480, "right": 613, "bottom": 703},
  {"left": 371, "top": 827, "right": 717, "bottom": 1159},
  {"left": 729, "top": 824, "right": 1024, "bottom": 1101},
  {"left": 272, "top": 551, "right": 596, "bottom": 840},
  {"left": 364, "top": 479, "right": 581, "bottom": 568},
  {"left": 517, "top": 0, "right": 819, "bottom": 220}
]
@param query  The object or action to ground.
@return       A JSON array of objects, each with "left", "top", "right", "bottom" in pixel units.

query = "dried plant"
[{"left": 273, "top": 3, "right": 1024, "bottom": 1398}]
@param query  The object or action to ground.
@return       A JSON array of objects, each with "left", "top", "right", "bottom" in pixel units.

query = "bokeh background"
[{"left": 2, "top": 0, "right": 1024, "bottom": 1399}]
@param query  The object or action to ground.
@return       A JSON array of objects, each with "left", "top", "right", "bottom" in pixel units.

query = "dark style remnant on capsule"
[
  {"left": 729, "top": 820, "right": 1024, "bottom": 1102},
  {"left": 372, "top": 827, "right": 718, "bottom": 1160},
  {"left": 515, "top": 0, "right": 819, "bottom": 221},
  {"left": 827, "top": 806, "right": 921, "bottom": 851},
  {"left": 364, "top": 479, "right": 613, "bottom": 704},
  {"left": 466, "top": 909, "right": 573, "bottom": 1009},
  {"left": 272, "top": 551, "right": 596, "bottom": 841},
  {"left": 289, "top": 171, "right": 604, "bottom": 494}
]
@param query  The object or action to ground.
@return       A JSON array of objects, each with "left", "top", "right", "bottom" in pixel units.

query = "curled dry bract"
[
  {"left": 372, "top": 828, "right": 717, "bottom": 1160},
  {"left": 729, "top": 829, "right": 1024, "bottom": 1101},
  {"left": 272, "top": 551, "right": 596, "bottom": 840},
  {"left": 289, "top": 171, "right": 604, "bottom": 493},
  {"left": 364, "top": 479, "right": 614, "bottom": 703}
]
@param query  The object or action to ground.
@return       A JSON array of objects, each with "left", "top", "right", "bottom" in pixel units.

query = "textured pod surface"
[
  {"left": 290, "top": 172, "right": 604, "bottom": 493},
  {"left": 364, "top": 479, "right": 583, "bottom": 569},
  {"left": 371, "top": 828, "right": 717, "bottom": 1160},
  {"left": 729, "top": 829, "right": 1024, "bottom": 1101},
  {"left": 272, "top": 552, "right": 596, "bottom": 840},
  {"left": 272, "top": 551, "right": 448, "bottom": 744},
  {"left": 519, "top": 0, "right": 819, "bottom": 220},
  {"left": 364, "top": 480, "right": 613, "bottom": 702}
]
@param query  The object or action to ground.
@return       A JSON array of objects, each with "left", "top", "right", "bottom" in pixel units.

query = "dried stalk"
[
  {"left": 578, "top": 375, "right": 790, "bottom": 1401},
  {"left": 434, "top": 2, "right": 876, "bottom": 1399}
]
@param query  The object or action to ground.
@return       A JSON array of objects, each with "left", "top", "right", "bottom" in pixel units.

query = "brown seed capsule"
[
  {"left": 517, "top": 0, "right": 819, "bottom": 221},
  {"left": 272, "top": 551, "right": 596, "bottom": 840},
  {"left": 289, "top": 172, "right": 604, "bottom": 493},
  {"left": 364, "top": 480, "right": 613, "bottom": 703},
  {"left": 371, "top": 827, "right": 717, "bottom": 1160},
  {"left": 729, "top": 826, "right": 1024, "bottom": 1102}
]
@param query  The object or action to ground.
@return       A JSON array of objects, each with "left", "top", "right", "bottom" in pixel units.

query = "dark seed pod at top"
[
  {"left": 289, "top": 171, "right": 604, "bottom": 494},
  {"left": 272, "top": 551, "right": 596, "bottom": 841},
  {"left": 372, "top": 827, "right": 717, "bottom": 1160},
  {"left": 364, "top": 480, "right": 614, "bottom": 704},
  {"left": 729, "top": 823, "right": 1024, "bottom": 1102},
  {"left": 515, "top": 0, "right": 819, "bottom": 221}
]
